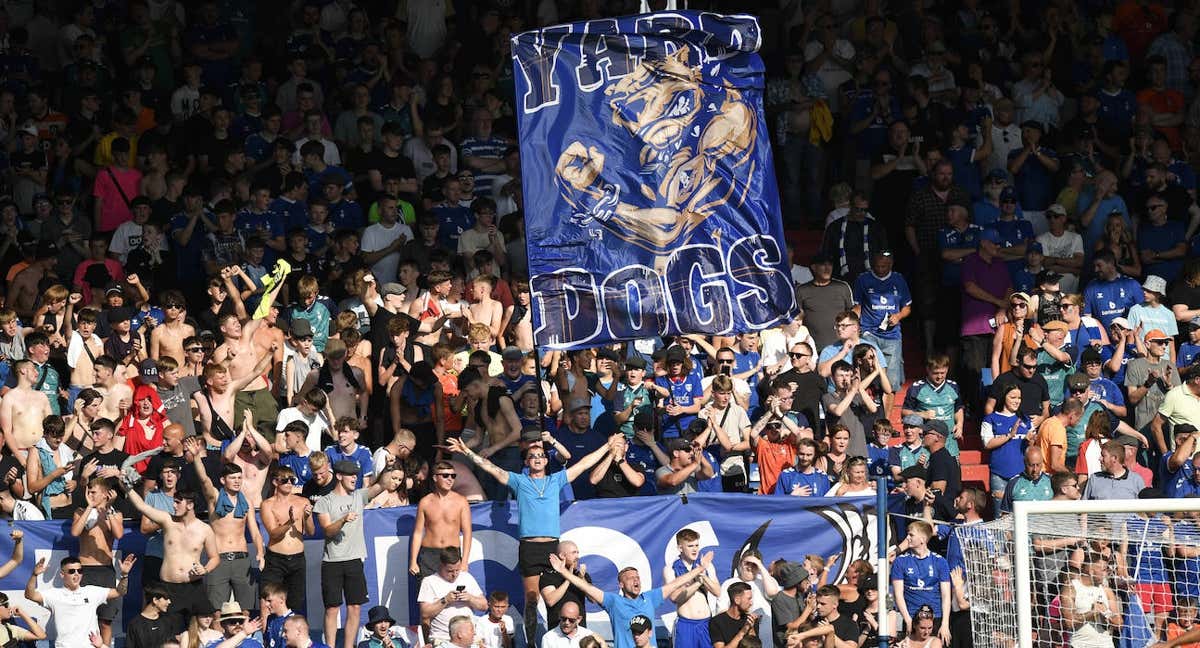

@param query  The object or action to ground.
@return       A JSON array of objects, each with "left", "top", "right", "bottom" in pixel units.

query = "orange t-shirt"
[
  {"left": 756, "top": 437, "right": 797, "bottom": 495},
  {"left": 1136, "top": 87, "right": 1185, "bottom": 150},
  {"left": 1167, "top": 622, "right": 1200, "bottom": 648},
  {"left": 1036, "top": 416, "right": 1068, "bottom": 471}
]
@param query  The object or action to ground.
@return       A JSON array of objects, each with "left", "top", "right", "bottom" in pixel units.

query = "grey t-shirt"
[
  {"left": 1124, "top": 357, "right": 1180, "bottom": 439},
  {"left": 157, "top": 376, "right": 201, "bottom": 437},
  {"left": 655, "top": 466, "right": 698, "bottom": 496},
  {"left": 314, "top": 488, "right": 369, "bottom": 562}
]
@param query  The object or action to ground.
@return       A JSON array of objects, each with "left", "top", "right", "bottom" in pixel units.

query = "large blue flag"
[{"left": 512, "top": 11, "right": 797, "bottom": 350}]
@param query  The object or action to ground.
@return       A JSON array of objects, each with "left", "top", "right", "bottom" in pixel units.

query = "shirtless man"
[
  {"left": 8, "top": 245, "right": 57, "bottom": 320},
  {"left": 123, "top": 482, "right": 221, "bottom": 634},
  {"left": 70, "top": 476, "right": 125, "bottom": 645},
  {"left": 220, "top": 411, "right": 276, "bottom": 508},
  {"left": 66, "top": 307, "right": 104, "bottom": 402},
  {"left": 260, "top": 464, "right": 314, "bottom": 613},
  {"left": 461, "top": 369, "right": 523, "bottom": 499},
  {"left": 93, "top": 356, "right": 134, "bottom": 422},
  {"left": 149, "top": 290, "right": 196, "bottom": 364},
  {"left": 191, "top": 435, "right": 265, "bottom": 613},
  {"left": 210, "top": 272, "right": 285, "bottom": 437},
  {"left": 410, "top": 270, "right": 462, "bottom": 349},
  {"left": 298, "top": 339, "right": 367, "bottom": 425},
  {"left": 408, "top": 460, "right": 473, "bottom": 578},
  {"left": 502, "top": 280, "right": 533, "bottom": 352},
  {"left": 466, "top": 275, "right": 503, "bottom": 343},
  {"left": 664, "top": 528, "right": 721, "bottom": 648},
  {"left": 0, "top": 359, "right": 52, "bottom": 457},
  {"left": 193, "top": 344, "right": 276, "bottom": 448}
]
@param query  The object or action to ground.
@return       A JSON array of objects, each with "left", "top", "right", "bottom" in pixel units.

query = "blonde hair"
[
  {"left": 468, "top": 323, "right": 492, "bottom": 343},
  {"left": 0, "top": 310, "right": 15, "bottom": 325},
  {"left": 297, "top": 275, "right": 319, "bottom": 299},
  {"left": 43, "top": 284, "right": 68, "bottom": 303}
]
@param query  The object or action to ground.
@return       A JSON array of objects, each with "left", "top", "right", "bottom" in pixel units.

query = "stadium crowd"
[{"left": 6, "top": 0, "right": 1200, "bottom": 648}]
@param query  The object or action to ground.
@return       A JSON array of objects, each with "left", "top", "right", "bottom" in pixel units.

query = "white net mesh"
[{"left": 959, "top": 509, "right": 1200, "bottom": 648}]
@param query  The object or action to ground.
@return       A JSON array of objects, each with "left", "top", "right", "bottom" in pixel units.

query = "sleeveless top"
[{"left": 1037, "top": 291, "right": 1062, "bottom": 325}]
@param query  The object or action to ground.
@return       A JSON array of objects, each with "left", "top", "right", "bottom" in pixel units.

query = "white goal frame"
[{"left": 1011, "top": 498, "right": 1200, "bottom": 648}]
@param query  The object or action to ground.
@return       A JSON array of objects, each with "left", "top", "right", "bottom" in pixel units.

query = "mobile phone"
[{"left": 456, "top": 585, "right": 466, "bottom": 592}]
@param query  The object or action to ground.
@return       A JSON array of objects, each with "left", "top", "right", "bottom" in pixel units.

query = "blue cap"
[
  {"left": 1026, "top": 241, "right": 1043, "bottom": 254},
  {"left": 1000, "top": 186, "right": 1017, "bottom": 202},
  {"left": 986, "top": 168, "right": 1009, "bottom": 182},
  {"left": 978, "top": 228, "right": 1002, "bottom": 245}
]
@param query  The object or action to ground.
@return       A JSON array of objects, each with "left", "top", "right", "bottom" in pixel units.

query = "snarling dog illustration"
[{"left": 554, "top": 47, "right": 757, "bottom": 254}]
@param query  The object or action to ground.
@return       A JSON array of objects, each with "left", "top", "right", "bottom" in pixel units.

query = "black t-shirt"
[
  {"left": 124, "top": 612, "right": 176, "bottom": 648},
  {"left": 593, "top": 461, "right": 643, "bottom": 499},
  {"left": 10, "top": 149, "right": 47, "bottom": 173},
  {"left": 1169, "top": 283, "right": 1200, "bottom": 313},
  {"left": 151, "top": 196, "right": 181, "bottom": 225},
  {"left": 926, "top": 447, "right": 962, "bottom": 500},
  {"left": 367, "top": 149, "right": 417, "bottom": 182},
  {"left": 0, "top": 456, "right": 25, "bottom": 497},
  {"left": 829, "top": 615, "right": 860, "bottom": 644},
  {"left": 74, "top": 448, "right": 132, "bottom": 515},
  {"left": 303, "top": 476, "right": 336, "bottom": 502},
  {"left": 989, "top": 370, "right": 1050, "bottom": 418},
  {"left": 1147, "top": 184, "right": 1194, "bottom": 227},
  {"left": 709, "top": 611, "right": 753, "bottom": 647},
  {"left": 538, "top": 569, "right": 592, "bottom": 627},
  {"left": 773, "top": 370, "right": 825, "bottom": 437}
]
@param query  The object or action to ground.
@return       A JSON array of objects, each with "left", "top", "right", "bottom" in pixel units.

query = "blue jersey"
[
  {"left": 1139, "top": 221, "right": 1187, "bottom": 283},
  {"left": 1173, "top": 520, "right": 1200, "bottom": 598},
  {"left": 989, "top": 218, "right": 1035, "bottom": 278},
  {"left": 1179, "top": 342, "right": 1200, "bottom": 368},
  {"left": 733, "top": 349, "right": 762, "bottom": 409},
  {"left": 1096, "top": 88, "right": 1137, "bottom": 139},
  {"left": 432, "top": 205, "right": 474, "bottom": 250},
  {"left": 1098, "top": 343, "right": 1138, "bottom": 385},
  {"left": 656, "top": 373, "right": 703, "bottom": 437},
  {"left": 1076, "top": 191, "right": 1130, "bottom": 256},
  {"left": 279, "top": 451, "right": 314, "bottom": 487},
  {"left": 867, "top": 442, "right": 890, "bottom": 479},
  {"left": 1083, "top": 275, "right": 1142, "bottom": 330},
  {"left": 773, "top": 468, "right": 832, "bottom": 496},
  {"left": 890, "top": 551, "right": 951, "bottom": 617},
  {"left": 980, "top": 411, "right": 1030, "bottom": 480},
  {"left": 1125, "top": 515, "right": 1170, "bottom": 584},
  {"left": 325, "top": 445, "right": 374, "bottom": 487},
  {"left": 265, "top": 610, "right": 294, "bottom": 648},
  {"left": 852, "top": 271, "right": 911, "bottom": 341},
  {"left": 507, "top": 470, "right": 570, "bottom": 537},
  {"left": 1008, "top": 146, "right": 1058, "bottom": 210},
  {"left": 328, "top": 199, "right": 365, "bottom": 230},
  {"left": 938, "top": 225, "right": 982, "bottom": 286},
  {"left": 602, "top": 589, "right": 666, "bottom": 648},
  {"left": 1161, "top": 452, "right": 1200, "bottom": 498},
  {"left": 946, "top": 145, "right": 982, "bottom": 200},
  {"left": 270, "top": 196, "right": 309, "bottom": 231}
]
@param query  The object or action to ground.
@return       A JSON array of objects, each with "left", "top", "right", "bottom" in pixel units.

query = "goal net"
[{"left": 957, "top": 499, "right": 1200, "bottom": 648}]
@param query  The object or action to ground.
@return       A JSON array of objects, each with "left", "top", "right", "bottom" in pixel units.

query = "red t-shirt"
[{"left": 756, "top": 436, "right": 797, "bottom": 495}]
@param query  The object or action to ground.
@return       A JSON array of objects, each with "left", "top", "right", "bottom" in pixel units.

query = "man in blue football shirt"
[{"left": 852, "top": 249, "right": 910, "bottom": 389}]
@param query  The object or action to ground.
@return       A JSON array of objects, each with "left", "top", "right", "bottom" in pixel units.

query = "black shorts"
[
  {"left": 80, "top": 565, "right": 118, "bottom": 621},
  {"left": 321, "top": 559, "right": 369, "bottom": 608},
  {"left": 163, "top": 579, "right": 213, "bottom": 623},
  {"left": 262, "top": 551, "right": 306, "bottom": 613},
  {"left": 518, "top": 539, "right": 557, "bottom": 577}
]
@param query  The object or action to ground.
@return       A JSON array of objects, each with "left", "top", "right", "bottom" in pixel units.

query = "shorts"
[
  {"left": 164, "top": 579, "right": 214, "bottom": 631},
  {"left": 321, "top": 559, "right": 369, "bottom": 608},
  {"left": 674, "top": 616, "right": 714, "bottom": 648},
  {"left": 518, "top": 538, "right": 557, "bottom": 577},
  {"left": 234, "top": 388, "right": 279, "bottom": 441},
  {"left": 80, "top": 564, "right": 118, "bottom": 621},
  {"left": 1135, "top": 582, "right": 1174, "bottom": 615},
  {"left": 262, "top": 551, "right": 307, "bottom": 614},
  {"left": 417, "top": 546, "right": 454, "bottom": 578}
]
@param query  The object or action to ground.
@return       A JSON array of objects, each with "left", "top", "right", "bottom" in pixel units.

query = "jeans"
[
  {"left": 990, "top": 472, "right": 1010, "bottom": 513},
  {"left": 863, "top": 331, "right": 905, "bottom": 390}
]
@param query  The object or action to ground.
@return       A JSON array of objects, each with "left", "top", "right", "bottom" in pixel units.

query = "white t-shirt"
[
  {"left": 474, "top": 613, "right": 516, "bottom": 648},
  {"left": 361, "top": 221, "right": 413, "bottom": 283},
  {"left": 1036, "top": 230, "right": 1084, "bottom": 292},
  {"left": 41, "top": 585, "right": 110, "bottom": 648},
  {"left": 417, "top": 571, "right": 484, "bottom": 640},
  {"left": 541, "top": 625, "right": 597, "bottom": 648},
  {"left": 276, "top": 406, "right": 329, "bottom": 450},
  {"left": 66, "top": 331, "right": 102, "bottom": 369}
]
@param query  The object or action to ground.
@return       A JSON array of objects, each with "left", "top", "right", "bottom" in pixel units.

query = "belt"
[{"left": 220, "top": 551, "right": 249, "bottom": 560}]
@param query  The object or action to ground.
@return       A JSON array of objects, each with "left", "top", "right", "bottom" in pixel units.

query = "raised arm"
[
  {"left": 448, "top": 436, "right": 510, "bottom": 485},
  {"left": 23, "top": 557, "right": 46, "bottom": 606},
  {"left": 661, "top": 551, "right": 714, "bottom": 600},
  {"left": 548, "top": 553, "right": 606, "bottom": 604},
  {"left": 0, "top": 530, "right": 24, "bottom": 579},
  {"left": 565, "top": 435, "right": 619, "bottom": 482}
]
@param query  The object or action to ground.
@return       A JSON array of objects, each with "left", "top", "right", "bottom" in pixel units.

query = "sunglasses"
[
  {"left": 275, "top": 476, "right": 297, "bottom": 484},
  {"left": 561, "top": 617, "right": 580, "bottom": 623},
  {"left": 790, "top": 352, "right": 811, "bottom": 359},
  {"left": 63, "top": 568, "right": 82, "bottom": 574},
  {"left": 1021, "top": 364, "right": 1038, "bottom": 370},
  {"left": 527, "top": 453, "right": 547, "bottom": 459},
  {"left": 435, "top": 473, "right": 457, "bottom": 479},
  {"left": 186, "top": 347, "right": 204, "bottom": 353},
  {"left": 164, "top": 303, "right": 184, "bottom": 310}
]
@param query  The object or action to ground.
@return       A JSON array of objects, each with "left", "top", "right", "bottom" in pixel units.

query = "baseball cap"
[
  {"left": 1080, "top": 346, "right": 1103, "bottom": 365},
  {"left": 625, "top": 356, "right": 647, "bottom": 370},
  {"left": 1020, "top": 119, "right": 1045, "bottom": 132},
  {"left": 502, "top": 346, "right": 525, "bottom": 361},
  {"left": 1046, "top": 203, "right": 1067, "bottom": 216},
  {"left": 595, "top": 348, "right": 620, "bottom": 363},
  {"left": 667, "top": 438, "right": 692, "bottom": 453},
  {"left": 1145, "top": 329, "right": 1170, "bottom": 344},
  {"left": 1176, "top": 424, "right": 1198, "bottom": 437},
  {"left": 629, "top": 616, "right": 653, "bottom": 635},
  {"left": 1036, "top": 269, "right": 1062, "bottom": 285},
  {"left": 1067, "top": 373, "right": 1090, "bottom": 392},
  {"left": 108, "top": 306, "right": 134, "bottom": 323},
  {"left": 978, "top": 228, "right": 1001, "bottom": 245},
  {"left": 922, "top": 419, "right": 949, "bottom": 437},
  {"left": 665, "top": 346, "right": 688, "bottom": 364},
  {"left": 999, "top": 186, "right": 1017, "bottom": 202},
  {"left": 1110, "top": 317, "right": 1132, "bottom": 330},
  {"left": 139, "top": 358, "right": 159, "bottom": 384},
  {"left": 566, "top": 397, "right": 591, "bottom": 413},
  {"left": 1026, "top": 241, "right": 1043, "bottom": 255},
  {"left": 986, "top": 168, "right": 1010, "bottom": 183},
  {"left": 900, "top": 465, "right": 928, "bottom": 482},
  {"left": 333, "top": 460, "right": 360, "bottom": 475}
]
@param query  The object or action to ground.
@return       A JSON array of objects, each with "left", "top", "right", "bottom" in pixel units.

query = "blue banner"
[
  {"left": 512, "top": 12, "right": 797, "bottom": 350},
  {"left": 0, "top": 494, "right": 875, "bottom": 643}
]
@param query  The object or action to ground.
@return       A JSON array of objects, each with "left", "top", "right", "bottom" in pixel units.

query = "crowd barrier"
[{"left": 0, "top": 494, "right": 878, "bottom": 642}]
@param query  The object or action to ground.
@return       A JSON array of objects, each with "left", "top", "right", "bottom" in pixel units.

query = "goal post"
[{"left": 998, "top": 498, "right": 1200, "bottom": 648}]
